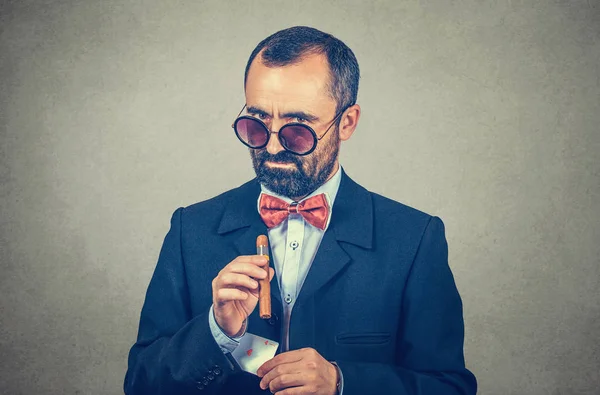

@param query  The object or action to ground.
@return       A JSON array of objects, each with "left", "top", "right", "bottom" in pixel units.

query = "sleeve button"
[
  {"left": 207, "top": 372, "right": 215, "bottom": 381},
  {"left": 196, "top": 383, "right": 204, "bottom": 390},
  {"left": 213, "top": 366, "right": 222, "bottom": 375}
]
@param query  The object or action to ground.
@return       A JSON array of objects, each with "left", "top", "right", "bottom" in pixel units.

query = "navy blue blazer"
[{"left": 124, "top": 170, "right": 477, "bottom": 394}]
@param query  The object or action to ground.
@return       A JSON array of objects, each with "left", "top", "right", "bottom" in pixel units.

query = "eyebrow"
[{"left": 246, "top": 106, "right": 320, "bottom": 122}]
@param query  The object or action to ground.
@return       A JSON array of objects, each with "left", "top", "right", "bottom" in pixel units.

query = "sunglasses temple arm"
[
  {"left": 231, "top": 104, "right": 247, "bottom": 128},
  {"left": 318, "top": 108, "right": 346, "bottom": 140}
]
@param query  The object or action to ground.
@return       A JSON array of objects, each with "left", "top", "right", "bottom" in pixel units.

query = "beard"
[{"left": 250, "top": 127, "right": 340, "bottom": 200}]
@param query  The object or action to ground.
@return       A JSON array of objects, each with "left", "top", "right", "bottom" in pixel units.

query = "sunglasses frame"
[{"left": 231, "top": 104, "right": 346, "bottom": 156}]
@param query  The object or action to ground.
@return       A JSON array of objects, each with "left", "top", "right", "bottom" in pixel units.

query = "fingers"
[
  {"left": 226, "top": 256, "right": 270, "bottom": 279},
  {"left": 258, "top": 349, "right": 305, "bottom": 377},
  {"left": 214, "top": 287, "right": 249, "bottom": 305},
  {"left": 267, "top": 267, "right": 275, "bottom": 283},
  {"left": 220, "top": 272, "right": 259, "bottom": 290},
  {"left": 258, "top": 351, "right": 304, "bottom": 391},
  {"left": 260, "top": 366, "right": 301, "bottom": 392},
  {"left": 258, "top": 348, "right": 334, "bottom": 394},
  {"left": 213, "top": 256, "right": 269, "bottom": 292},
  {"left": 261, "top": 372, "right": 304, "bottom": 393},
  {"left": 270, "top": 388, "right": 304, "bottom": 395}
]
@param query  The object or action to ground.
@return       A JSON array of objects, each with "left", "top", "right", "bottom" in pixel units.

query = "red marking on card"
[
  {"left": 264, "top": 340, "right": 268, "bottom": 345},
  {"left": 247, "top": 348, "right": 253, "bottom": 356}
]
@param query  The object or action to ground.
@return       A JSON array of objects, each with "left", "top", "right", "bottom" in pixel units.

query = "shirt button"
[
  {"left": 285, "top": 294, "right": 292, "bottom": 304},
  {"left": 290, "top": 240, "right": 299, "bottom": 250}
]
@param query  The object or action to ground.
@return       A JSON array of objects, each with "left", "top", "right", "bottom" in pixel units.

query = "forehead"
[{"left": 245, "top": 53, "right": 336, "bottom": 113}]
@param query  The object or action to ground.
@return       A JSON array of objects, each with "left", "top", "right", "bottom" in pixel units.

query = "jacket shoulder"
[
  {"left": 371, "top": 192, "right": 433, "bottom": 222},
  {"left": 369, "top": 191, "right": 441, "bottom": 242}
]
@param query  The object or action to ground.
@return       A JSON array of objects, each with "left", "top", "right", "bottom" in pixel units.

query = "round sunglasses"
[{"left": 231, "top": 105, "right": 346, "bottom": 156}]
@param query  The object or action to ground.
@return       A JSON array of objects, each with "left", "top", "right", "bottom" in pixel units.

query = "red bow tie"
[{"left": 258, "top": 193, "right": 330, "bottom": 230}]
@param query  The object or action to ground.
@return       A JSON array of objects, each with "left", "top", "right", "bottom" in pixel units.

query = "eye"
[
  {"left": 249, "top": 112, "right": 269, "bottom": 121},
  {"left": 294, "top": 116, "right": 308, "bottom": 123}
]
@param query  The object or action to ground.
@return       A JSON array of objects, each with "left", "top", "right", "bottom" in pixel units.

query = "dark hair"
[{"left": 244, "top": 26, "right": 360, "bottom": 114}]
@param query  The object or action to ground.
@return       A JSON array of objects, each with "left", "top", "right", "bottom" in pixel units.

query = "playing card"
[{"left": 231, "top": 332, "right": 279, "bottom": 375}]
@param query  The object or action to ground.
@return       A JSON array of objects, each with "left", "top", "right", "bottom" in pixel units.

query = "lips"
[{"left": 265, "top": 160, "right": 295, "bottom": 167}]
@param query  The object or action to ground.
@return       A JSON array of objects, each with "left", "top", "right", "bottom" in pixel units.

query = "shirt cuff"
[
  {"left": 208, "top": 304, "right": 247, "bottom": 354},
  {"left": 331, "top": 361, "right": 344, "bottom": 395}
]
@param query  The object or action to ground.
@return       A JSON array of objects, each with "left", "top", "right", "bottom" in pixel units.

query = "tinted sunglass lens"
[
  {"left": 280, "top": 125, "right": 316, "bottom": 154},
  {"left": 235, "top": 118, "right": 268, "bottom": 147}
]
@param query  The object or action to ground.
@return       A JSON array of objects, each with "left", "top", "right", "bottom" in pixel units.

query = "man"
[{"left": 124, "top": 26, "right": 477, "bottom": 395}]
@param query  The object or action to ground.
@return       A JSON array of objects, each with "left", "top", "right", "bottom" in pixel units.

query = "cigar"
[{"left": 256, "top": 235, "right": 271, "bottom": 319}]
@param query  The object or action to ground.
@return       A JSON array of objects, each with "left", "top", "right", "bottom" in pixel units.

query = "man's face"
[{"left": 245, "top": 53, "right": 341, "bottom": 200}]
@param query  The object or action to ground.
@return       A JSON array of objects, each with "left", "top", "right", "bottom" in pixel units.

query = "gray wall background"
[{"left": 1, "top": 1, "right": 599, "bottom": 394}]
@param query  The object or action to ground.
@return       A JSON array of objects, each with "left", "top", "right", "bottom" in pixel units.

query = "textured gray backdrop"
[{"left": 1, "top": 1, "right": 599, "bottom": 394}]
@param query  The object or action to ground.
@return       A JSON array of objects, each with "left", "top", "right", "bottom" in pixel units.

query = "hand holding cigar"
[
  {"left": 211, "top": 241, "right": 274, "bottom": 337},
  {"left": 256, "top": 235, "right": 272, "bottom": 319}
]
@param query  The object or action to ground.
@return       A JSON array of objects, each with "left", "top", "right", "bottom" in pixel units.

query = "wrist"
[
  {"left": 213, "top": 309, "right": 247, "bottom": 338},
  {"left": 330, "top": 361, "right": 341, "bottom": 395},
  {"left": 229, "top": 319, "right": 247, "bottom": 338}
]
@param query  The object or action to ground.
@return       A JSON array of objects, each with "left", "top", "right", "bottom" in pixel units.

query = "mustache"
[{"left": 254, "top": 149, "right": 302, "bottom": 167}]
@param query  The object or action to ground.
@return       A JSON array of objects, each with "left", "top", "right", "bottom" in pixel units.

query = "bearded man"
[{"left": 124, "top": 26, "right": 477, "bottom": 395}]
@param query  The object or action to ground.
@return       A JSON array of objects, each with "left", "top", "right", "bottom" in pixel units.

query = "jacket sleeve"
[
  {"left": 123, "top": 207, "right": 239, "bottom": 395},
  {"left": 336, "top": 216, "right": 478, "bottom": 395}
]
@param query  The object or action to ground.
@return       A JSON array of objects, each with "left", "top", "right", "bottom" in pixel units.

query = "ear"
[{"left": 338, "top": 104, "right": 361, "bottom": 141}]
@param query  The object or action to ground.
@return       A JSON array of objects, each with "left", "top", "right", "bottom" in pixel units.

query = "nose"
[
  {"left": 265, "top": 122, "right": 286, "bottom": 155},
  {"left": 266, "top": 132, "right": 285, "bottom": 154}
]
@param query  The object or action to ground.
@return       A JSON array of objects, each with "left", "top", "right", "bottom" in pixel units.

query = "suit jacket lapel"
[{"left": 296, "top": 169, "right": 374, "bottom": 307}]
